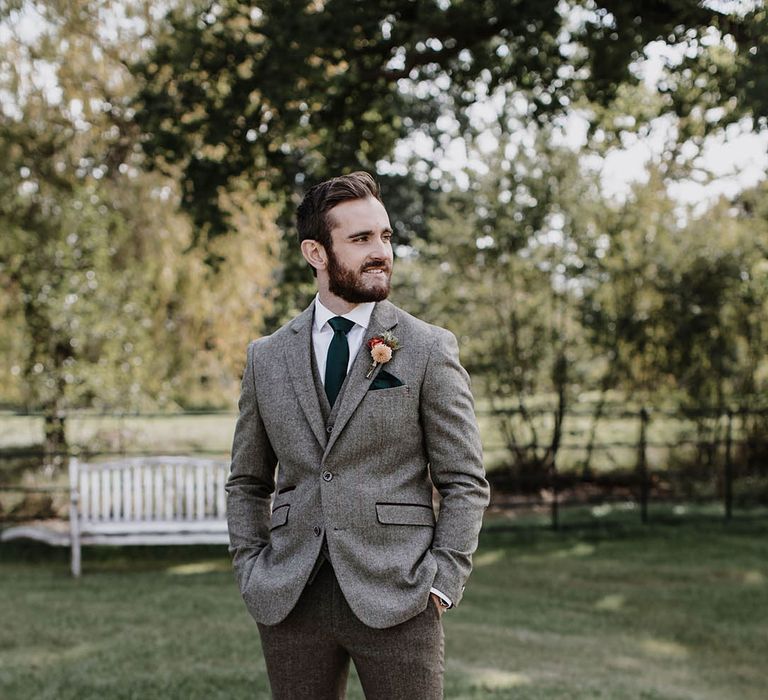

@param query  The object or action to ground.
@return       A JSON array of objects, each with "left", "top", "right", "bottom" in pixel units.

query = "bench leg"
[
  {"left": 69, "top": 456, "right": 82, "bottom": 577},
  {"left": 71, "top": 538, "right": 81, "bottom": 578}
]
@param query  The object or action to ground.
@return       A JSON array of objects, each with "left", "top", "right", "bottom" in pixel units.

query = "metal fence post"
[
  {"left": 638, "top": 407, "right": 649, "bottom": 524},
  {"left": 550, "top": 441, "right": 559, "bottom": 531},
  {"left": 724, "top": 409, "right": 733, "bottom": 522}
]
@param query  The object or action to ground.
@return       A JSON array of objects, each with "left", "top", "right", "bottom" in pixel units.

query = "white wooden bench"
[{"left": 0, "top": 456, "right": 230, "bottom": 577}]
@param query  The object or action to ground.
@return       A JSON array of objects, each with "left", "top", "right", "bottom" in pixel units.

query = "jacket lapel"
[
  {"left": 284, "top": 302, "right": 327, "bottom": 448},
  {"left": 324, "top": 300, "right": 398, "bottom": 458}
]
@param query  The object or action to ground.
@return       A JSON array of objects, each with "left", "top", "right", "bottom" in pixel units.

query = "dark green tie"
[{"left": 325, "top": 316, "right": 355, "bottom": 407}]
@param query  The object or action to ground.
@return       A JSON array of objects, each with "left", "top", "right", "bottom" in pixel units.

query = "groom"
[{"left": 226, "top": 171, "right": 489, "bottom": 699}]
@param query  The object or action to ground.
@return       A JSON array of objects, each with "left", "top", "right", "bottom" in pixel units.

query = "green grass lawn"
[{"left": 2, "top": 516, "right": 766, "bottom": 699}]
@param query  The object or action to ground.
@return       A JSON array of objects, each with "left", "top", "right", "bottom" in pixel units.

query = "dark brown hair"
[{"left": 296, "top": 171, "right": 383, "bottom": 252}]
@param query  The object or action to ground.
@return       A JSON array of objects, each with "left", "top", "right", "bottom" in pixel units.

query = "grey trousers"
[{"left": 257, "top": 560, "right": 445, "bottom": 699}]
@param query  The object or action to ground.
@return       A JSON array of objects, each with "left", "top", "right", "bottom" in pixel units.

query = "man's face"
[{"left": 324, "top": 196, "right": 394, "bottom": 304}]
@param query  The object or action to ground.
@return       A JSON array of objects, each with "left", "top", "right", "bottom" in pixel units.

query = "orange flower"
[{"left": 371, "top": 343, "right": 393, "bottom": 364}]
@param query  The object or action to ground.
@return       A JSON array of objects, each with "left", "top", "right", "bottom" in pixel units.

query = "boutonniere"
[{"left": 365, "top": 331, "right": 402, "bottom": 378}]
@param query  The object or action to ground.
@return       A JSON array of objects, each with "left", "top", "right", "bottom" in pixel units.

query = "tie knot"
[{"left": 328, "top": 316, "right": 355, "bottom": 334}]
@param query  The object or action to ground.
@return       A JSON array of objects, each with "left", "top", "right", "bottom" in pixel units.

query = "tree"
[
  {"left": 395, "top": 129, "right": 768, "bottom": 483},
  {"left": 0, "top": 1, "right": 280, "bottom": 465},
  {"left": 132, "top": 0, "right": 761, "bottom": 243},
  {"left": 395, "top": 133, "right": 603, "bottom": 484}
]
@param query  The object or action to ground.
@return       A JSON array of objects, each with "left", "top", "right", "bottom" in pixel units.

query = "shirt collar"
[{"left": 313, "top": 294, "right": 375, "bottom": 332}]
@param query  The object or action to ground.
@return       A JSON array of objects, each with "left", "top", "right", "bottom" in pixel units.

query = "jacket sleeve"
[
  {"left": 420, "top": 329, "right": 490, "bottom": 606},
  {"left": 225, "top": 339, "right": 278, "bottom": 593}
]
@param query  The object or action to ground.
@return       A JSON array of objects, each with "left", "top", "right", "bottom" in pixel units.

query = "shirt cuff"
[{"left": 430, "top": 587, "right": 453, "bottom": 609}]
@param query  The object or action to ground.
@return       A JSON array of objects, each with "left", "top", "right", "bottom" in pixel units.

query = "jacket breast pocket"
[
  {"left": 357, "top": 385, "right": 419, "bottom": 451},
  {"left": 270, "top": 504, "right": 290, "bottom": 530},
  {"left": 375, "top": 502, "right": 435, "bottom": 527}
]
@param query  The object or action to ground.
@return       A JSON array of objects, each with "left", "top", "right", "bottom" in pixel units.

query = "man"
[{"left": 226, "top": 171, "right": 489, "bottom": 699}]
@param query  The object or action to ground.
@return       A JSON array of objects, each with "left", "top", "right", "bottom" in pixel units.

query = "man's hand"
[{"left": 430, "top": 593, "right": 447, "bottom": 616}]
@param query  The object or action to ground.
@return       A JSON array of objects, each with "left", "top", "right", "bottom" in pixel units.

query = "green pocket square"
[{"left": 369, "top": 369, "right": 405, "bottom": 391}]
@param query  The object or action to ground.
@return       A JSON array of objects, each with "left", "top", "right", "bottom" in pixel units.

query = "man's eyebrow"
[{"left": 347, "top": 227, "right": 393, "bottom": 238}]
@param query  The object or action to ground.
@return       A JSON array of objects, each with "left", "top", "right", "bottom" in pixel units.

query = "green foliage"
[
  {"left": 3, "top": 0, "right": 767, "bottom": 476},
  {"left": 132, "top": 0, "right": 755, "bottom": 241},
  {"left": 396, "top": 134, "right": 605, "bottom": 467},
  {"left": 582, "top": 172, "right": 768, "bottom": 411},
  {"left": 670, "top": 4, "right": 768, "bottom": 134},
  {"left": 394, "top": 127, "right": 768, "bottom": 475},
  {"left": 0, "top": 1, "right": 281, "bottom": 423},
  {"left": 0, "top": 176, "right": 133, "bottom": 408}
]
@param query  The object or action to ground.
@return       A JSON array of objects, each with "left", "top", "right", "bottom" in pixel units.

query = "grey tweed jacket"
[{"left": 225, "top": 299, "right": 490, "bottom": 629}]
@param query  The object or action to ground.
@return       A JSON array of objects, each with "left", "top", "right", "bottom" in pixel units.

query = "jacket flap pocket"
[
  {"left": 376, "top": 502, "right": 435, "bottom": 527},
  {"left": 270, "top": 504, "right": 289, "bottom": 530}
]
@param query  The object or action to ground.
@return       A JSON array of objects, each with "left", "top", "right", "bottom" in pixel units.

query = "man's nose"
[{"left": 372, "top": 235, "right": 392, "bottom": 259}]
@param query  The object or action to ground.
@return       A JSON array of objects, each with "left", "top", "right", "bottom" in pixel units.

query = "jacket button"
[
  {"left": 326, "top": 424, "right": 333, "bottom": 433},
  {"left": 322, "top": 470, "right": 333, "bottom": 482},
  {"left": 313, "top": 526, "right": 321, "bottom": 536}
]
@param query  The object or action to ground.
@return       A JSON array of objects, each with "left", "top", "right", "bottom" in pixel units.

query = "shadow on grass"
[
  {"left": 0, "top": 540, "right": 232, "bottom": 574},
  {"left": 2, "top": 504, "right": 766, "bottom": 575},
  {"left": 484, "top": 502, "right": 768, "bottom": 536}
]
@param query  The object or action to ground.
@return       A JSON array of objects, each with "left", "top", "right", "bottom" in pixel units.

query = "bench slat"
[
  {"left": 81, "top": 533, "right": 231, "bottom": 546},
  {"left": 102, "top": 468, "right": 111, "bottom": 520},
  {"left": 163, "top": 464, "right": 173, "bottom": 520},
  {"left": 134, "top": 465, "right": 143, "bottom": 520},
  {"left": 216, "top": 468, "right": 226, "bottom": 518},
  {"left": 81, "top": 520, "right": 229, "bottom": 534},
  {"left": 92, "top": 470, "right": 101, "bottom": 520},
  {"left": 185, "top": 468, "right": 194, "bottom": 519},
  {"left": 81, "top": 468, "right": 90, "bottom": 522},
  {"left": 123, "top": 468, "right": 132, "bottom": 520}
]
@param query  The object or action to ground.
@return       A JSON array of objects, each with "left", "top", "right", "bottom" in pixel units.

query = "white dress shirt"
[
  {"left": 312, "top": 295, "right": 375, "bottom": 382},
  {"left": 311, "top": 295, "right": 453, "bottom": 609}
]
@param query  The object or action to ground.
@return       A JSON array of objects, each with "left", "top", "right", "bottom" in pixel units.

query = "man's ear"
[{"left": 300, "top": 239, "right": 328, "bottom": 272}]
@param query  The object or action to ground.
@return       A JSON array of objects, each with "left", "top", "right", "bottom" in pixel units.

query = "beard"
[{"left": 327, "top": 248, "right": 392, "bottom": 304}]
